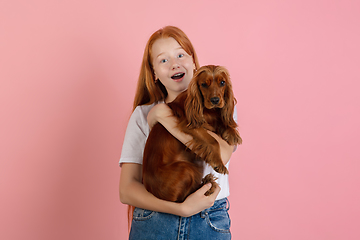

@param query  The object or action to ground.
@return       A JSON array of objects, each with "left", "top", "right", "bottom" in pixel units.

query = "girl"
[{"left": 119, "top": 26, "right": 236, "bottom": 240}]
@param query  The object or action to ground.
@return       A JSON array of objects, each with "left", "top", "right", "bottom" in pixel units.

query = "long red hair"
[
  {"left": 127, "top": 25, "right": 200, "bottom": 232},
  {"left": 132, "top": 26, "right": 200, "bottom": 110}
]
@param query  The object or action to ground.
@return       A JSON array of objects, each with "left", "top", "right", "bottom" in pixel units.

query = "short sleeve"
[{"left": 119, "top": 104, "right": 154, "bottom": 166}]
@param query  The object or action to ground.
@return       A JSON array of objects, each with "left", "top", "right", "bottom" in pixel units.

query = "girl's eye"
[
  {"left": 160, "top": 59, "right": 168, "bottom": 63},
  {"left": 178, "top": 54, "right": 184, "bottom": 58}
]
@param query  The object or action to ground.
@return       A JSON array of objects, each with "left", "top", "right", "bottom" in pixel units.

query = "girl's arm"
[
  {"left": 147, "top": 103, "right": 235, "bottom": 165},
  {"left": 119, "top": 163, "right": 220, "bottom": 217},
  {"left": 120, "top": 102, "right": 234, "bottom": 217}
]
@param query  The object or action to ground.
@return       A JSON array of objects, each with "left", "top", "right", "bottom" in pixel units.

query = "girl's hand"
[
  {"left": 120, "top": 163, "right": 221, "bottom": 218},
  {"left": 178, "top": 183, "right": 221, "bottom": 217},
  {"left": 147, "top": 103, "right": 173, "bottom": 129}
]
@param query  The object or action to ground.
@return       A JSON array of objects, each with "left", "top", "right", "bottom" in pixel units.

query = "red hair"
[
  {"left": 127, "top": 26, "right": 200, "bottom": 233},
  {"left": 132, "top": 26, "right": 200, "bottom": 110}
]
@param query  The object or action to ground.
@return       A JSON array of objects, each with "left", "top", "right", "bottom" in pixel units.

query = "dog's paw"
[
  {"left": 205, "top": 186, "right": 216, "bottom": 196},
  {"left": 213, "top": 164, "right": 229, "bottom": 175},
  {"left": 202, "top": 174, "right": 218, "bottom": 196}
]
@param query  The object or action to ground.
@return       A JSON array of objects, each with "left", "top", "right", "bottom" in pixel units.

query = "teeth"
[{"left": 171, "top": 73, "right": 185, "bottom": 80}]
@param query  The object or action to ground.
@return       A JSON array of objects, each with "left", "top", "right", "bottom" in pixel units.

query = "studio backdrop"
[{"left": 1, "top": 0, "right": 359, "bottom": 239}]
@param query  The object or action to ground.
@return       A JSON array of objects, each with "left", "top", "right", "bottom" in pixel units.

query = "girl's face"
[{"left": 151, "top": 37, "right": 196, "bottom": 103}]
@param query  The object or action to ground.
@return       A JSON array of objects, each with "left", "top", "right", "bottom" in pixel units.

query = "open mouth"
[{"left": 171, "top": 72, "right": 185, "bottom": 80}]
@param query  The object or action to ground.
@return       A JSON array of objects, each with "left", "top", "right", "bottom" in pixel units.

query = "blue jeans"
[{"left": 129, "top": 198, "right": 231, "bottom": 240}]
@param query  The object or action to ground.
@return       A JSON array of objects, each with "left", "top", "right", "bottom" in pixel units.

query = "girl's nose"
[{"left": 170, "top": 58, "right": 180, "bottom": 69}]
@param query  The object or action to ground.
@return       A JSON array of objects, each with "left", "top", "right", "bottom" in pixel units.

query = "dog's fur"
[{"left": 142, "top": 65, "right": 242, "bottom": 203}]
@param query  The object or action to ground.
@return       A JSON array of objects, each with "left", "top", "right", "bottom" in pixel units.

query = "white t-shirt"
[{"left": 119, "top": 102, "right": 238, "bottom": 200}]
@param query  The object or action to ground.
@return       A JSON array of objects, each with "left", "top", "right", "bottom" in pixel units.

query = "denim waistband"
[
  {"left": 202, "top": 197, "right": 229, "bottom": 213},
  {"left": 130, "top": 197, "right": 231, "bottom": 239}
]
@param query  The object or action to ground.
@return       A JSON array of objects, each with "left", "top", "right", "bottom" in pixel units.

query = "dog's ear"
[
  {"left": 185, "top": 69, "right": 207, "bottom": 128},
  {"left": 219, "top": 68, "right": 238, "bottom": 129}
]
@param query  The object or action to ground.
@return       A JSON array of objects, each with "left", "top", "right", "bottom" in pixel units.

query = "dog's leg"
[
  {"left": 183, "top": 128, "right": 228, "bottom": 174},
  {"left": 222, "top": 127, "right": 242, "bottom": 146},
  {"left": 153, "top": 160, "right": 203, "bottom": 203}
]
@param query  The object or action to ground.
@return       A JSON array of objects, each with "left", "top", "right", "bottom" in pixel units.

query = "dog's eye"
[
  {"left": 201, "top": 83, "right": 208, "bottom": 88},
  {"left": 220, "top": 80, "right": 226, "bottom": 86}
]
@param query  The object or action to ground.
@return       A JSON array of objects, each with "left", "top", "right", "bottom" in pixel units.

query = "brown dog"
[{"left": 142, "top": 65, "right": 242, "bottom": 203}]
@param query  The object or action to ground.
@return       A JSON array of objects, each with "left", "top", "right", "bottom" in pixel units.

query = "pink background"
[{"left": 1, "top": 0, "right": 359, "bottom": 239}]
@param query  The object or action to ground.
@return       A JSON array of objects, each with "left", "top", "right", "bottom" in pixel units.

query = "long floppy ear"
[
  {"left": 185, "top": 71, "right": 206, "bottom": 129},
  {"left": 220, "top": 70, "right": 238, "bottom": 128}
]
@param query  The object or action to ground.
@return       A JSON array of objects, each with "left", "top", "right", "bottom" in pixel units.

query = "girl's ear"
[{"left": 154, "top": 72, "right": 158, "bottom": 80}]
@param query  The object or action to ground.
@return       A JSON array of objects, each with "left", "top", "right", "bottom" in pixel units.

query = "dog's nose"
[{"left": 210, "top": 97, "right": 220, "bottom": 105}]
